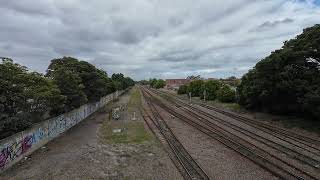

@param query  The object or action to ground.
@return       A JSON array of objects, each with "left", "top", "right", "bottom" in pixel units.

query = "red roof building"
[{"left": 165, "top": 79, "right": 191, "bottom": 90}]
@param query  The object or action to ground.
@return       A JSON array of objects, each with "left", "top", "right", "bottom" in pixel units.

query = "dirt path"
[{"left": 0, "top": 88, "right": 181, "bottom": 180}]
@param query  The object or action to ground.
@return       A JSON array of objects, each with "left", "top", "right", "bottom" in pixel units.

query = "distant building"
[
  {"left": 207, "top": 78, "right": 218, "bottom": 81},
  {"left": 165, "top": 77, "right": 239, "bottom": 90},
  {"left": 165, "top": 79, "right": 191, "bottom": 90},
  {"left": 208, "top": 77, "right": 239, "bottom": 87},
  {"left": 221, "top": 77, "right": 239, "bottom": 87}
]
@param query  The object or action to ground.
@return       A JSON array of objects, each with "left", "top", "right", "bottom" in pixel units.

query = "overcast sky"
[{"left": 0, "top": 0, "right": 319, "bottom": 80}]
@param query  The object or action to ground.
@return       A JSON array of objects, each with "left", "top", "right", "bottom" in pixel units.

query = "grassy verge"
[
  {"left": 99, "top": 87, "right": 154, "bottom": 144},
  {"left": 206, "top": 100, "right": 241, "bottom": 111},
  {"left": 177, "top": 94, "right": 242, "bottom": 111},
  {"left": 127, "top": 87, "right": 141, "bottom": 113},
  {"left": 267, "top": 115, "right": 320, "bottom": 134}
]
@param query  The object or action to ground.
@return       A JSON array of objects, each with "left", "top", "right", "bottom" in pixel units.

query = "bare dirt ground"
[{"left": 0, "top": 88, "right": 181, "bottom": 180}]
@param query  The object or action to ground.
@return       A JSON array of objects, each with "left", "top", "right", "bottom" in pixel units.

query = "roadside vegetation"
[{"left": 0, "top": 56, "right": 134, "bottom": 139}]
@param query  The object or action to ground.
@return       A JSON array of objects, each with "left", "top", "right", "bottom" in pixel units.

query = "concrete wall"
[{"left": 0, "top": 90, "right": 125, "bottom": 173}]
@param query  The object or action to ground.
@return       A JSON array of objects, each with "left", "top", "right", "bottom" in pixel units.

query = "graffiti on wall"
[
  {"left": 0, "top": 90, "right": 123, "bottom": 171},
  {"left": 0, "top": 134, "right": 35, "bottom": 169}
]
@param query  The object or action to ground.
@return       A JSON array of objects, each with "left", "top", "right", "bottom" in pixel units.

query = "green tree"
[
  {"left": 238, "top": 24, "right": 320, "bottom": 119},
  {"left": 0, "top": 58, "right": 31, "bottom": 138},
  {"left": 97, "top": 69, "right": 116, "bottom": 94},
  {"left": 154, "top": 79, "right": 165, "bottom": 89},
  {"left": 111, "top": 73, "right": 135, "bottom": 90},
  {"left": 0, "top": 58, "right": 65, "bottom": 138},
  {"left": 47, "top": 57, "right": 115, "bottom": 102},
  {"left": 149, "top": 78, "right": 158, "bottom": 88},
  {"left": 0, "top": 56, "right": 135, "bottom": 139},
  {"left": 217, "top": 85, "right": 236, "bottom": 103},
  {"left": 201, "top": 80, "right": 222, "bottom": 100},
  {"left": 178, "top": 84, "right": 189, "bottom": 94},
  {"left": 50, "top": 68, "right": 87, "bottom": 113},
  {"left": 188, "top": 80, "right": 205, "bottom": 97}
]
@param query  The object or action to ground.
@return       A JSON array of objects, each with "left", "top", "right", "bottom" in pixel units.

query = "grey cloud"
[
  {"left": 0, "top": 0, "right": 319, "bottom": 80},
  {"left": 0, "top": 1, "right": 55, "bottom": 17},
  {"left": 168, "top": 17, "right": 184, "bottom": 27},
  {"left": 254, "top": 18, "right": 294, "bottom": 31}
]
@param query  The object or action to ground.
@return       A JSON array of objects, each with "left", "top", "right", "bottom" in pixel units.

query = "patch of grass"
[
  {"left": 100, "top": 119, "right": 154, "bottom": 144},
  {"left": 207, "top": 100, "right": 242, "bottom": 111},
  {"left": 176, "top": 93, "right": 242, "bottom": 111},
  {"left": 128, "top": 87, "right": 142, "bottom": 113},
  {"left": 267, "top": 115, "right": 320, "bottom": 134},
  {"left": 99, "top": 87, "right": 154, "bottom": 144}
]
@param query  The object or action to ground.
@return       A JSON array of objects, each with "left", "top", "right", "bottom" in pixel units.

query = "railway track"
[
  {"left": 141, "top": 87, "right": 320, "bottom": 180},
  {"left": 201, "top": 105, "right": 320, "bottom": 150},
  {"left": 157, "top": 90, "right": 320, "bottom": 159},
  {"left": 151, "top": 89, "right": 320, "bottom": 168},
  {"left": 158, "top": 89, "right": 320, "bottom": 152},
  {"left": 140, "top": 89, "right": 209, "bottom": 180}
]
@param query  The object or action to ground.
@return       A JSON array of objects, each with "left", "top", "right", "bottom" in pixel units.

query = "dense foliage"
[
  {"left": 0, "top": 57, "right": 134, "bottom": 139},
  {"left": 49, "top": 68, "right": 87, "bottom": 114},
  {"left": 137, "top": 80, "right": 149, "bottom": 85},
  {"left": 187, "top": 80, "right": 205, "bottom": 97},
  {"left": 149, "top": 78, "right": 166, "bottom": 89},
  {"left": 0, "top": 58, "right": 65, "bottom": 138},
  {"left": 177, "top": 79, "right": 235, "bottom": 102},
  {"left": 47, "top": 57, "right": 115, "bottom": 102},
  {"left": 202, "top": 80, "right": 222, "bottom": 100},
  {"left": 111, "top": 73, "right": 135, "bottom": 90},
  {"left": 177, "top": 84, "right": 189, "bottom": 95},
  {"left": 217, "top": 85, "right": 236, "bottom": 103},
  {"left": 238, "top": 24, "right": 320, "bottom": 120}
]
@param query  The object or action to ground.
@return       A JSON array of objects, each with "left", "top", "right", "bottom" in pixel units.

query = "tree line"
[
  {"left": 238, "top": 24, "right": 320, "bottom": 120},
  {"left": 139, "top": 78, "right": 166, "bottom": 89},
  {"left": 177, "top": 24, "right": 319, "bottom": 121},
  {"left": 177, "top": 79, "right": 236, "bottom": 103},
  {"left": 0, "top": 56, "right": 134, "bottom": 139}
]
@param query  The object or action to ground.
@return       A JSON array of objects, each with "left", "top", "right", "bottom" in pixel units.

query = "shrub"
[
  {"left": 188, "top": 80, "right": 205, "bottom": 97},
  {"left": 178, "top": 85, "right": 189, "bottom": 94},
  {"left": 201, "top": 80, "right": 222, "bottom": 100},
  {"left": 217, "top": 85, "right": 236, "bottom": 103}
]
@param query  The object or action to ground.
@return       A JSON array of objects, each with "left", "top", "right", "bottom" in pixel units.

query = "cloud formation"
[{"left": 0, "top": 0, "right": 319, "bottom": 80}]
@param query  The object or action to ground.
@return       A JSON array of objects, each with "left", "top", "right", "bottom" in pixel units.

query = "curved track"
[
  {"left": 141, "top": 87, "right": 320, "bottom": 180},
  {"left": 141, "top": 89, "right": 209, "bottom": 180},
  {"left": 153, "top": 89, "right": 320, "bottom": 167}
]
